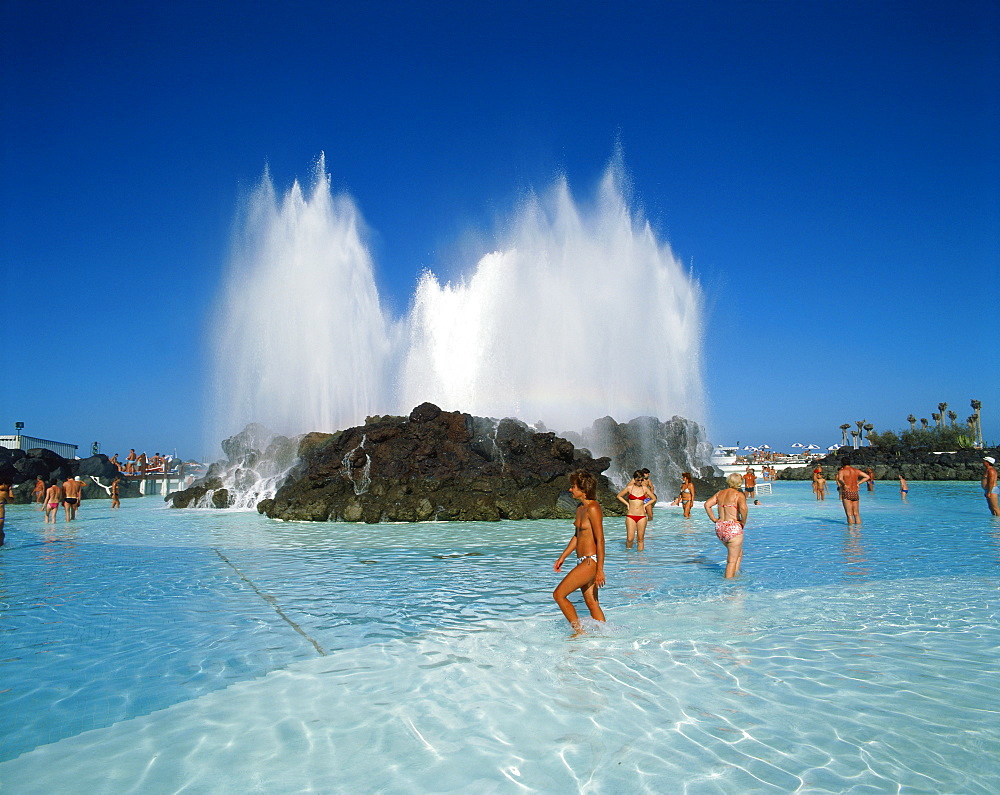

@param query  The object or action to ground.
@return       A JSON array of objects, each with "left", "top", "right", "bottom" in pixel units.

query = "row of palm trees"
[
  {"left": 838, "top": 420, "right": 874, "bottom": 449},
  {"left": 838, "top": 400, "right": 984, "bottom": 449},
  {"left": 905, "top": 399, "right": 983, "bottom": 445}
]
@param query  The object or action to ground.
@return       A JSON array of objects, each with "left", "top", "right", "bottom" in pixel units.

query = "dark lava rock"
[
  {"left": 575, "top": 414, "right": 714, "bottom": 498},
  {"left": 777, "top": 446, "right": 998, "bottom": 482},
  {"left": 261, "top": 405, "right": 625, "bottom": 523},
  {"left": 169, "top": 477, "right": 225, "bottom": 509},
  {"left": 14, "top": 457, "right": 51, "bottom": 480},
  {"left": 26, "top": 447, "right": 65, "bottom": 468}
]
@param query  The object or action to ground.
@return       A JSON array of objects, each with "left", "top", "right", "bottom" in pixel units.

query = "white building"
[{"left": 0, "top": 434, "right": 78, "bottom": 460}]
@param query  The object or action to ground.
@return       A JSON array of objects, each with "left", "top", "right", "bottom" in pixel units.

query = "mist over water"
[{"left": 211, "top": 155, "right": 705, "bottom": 450}]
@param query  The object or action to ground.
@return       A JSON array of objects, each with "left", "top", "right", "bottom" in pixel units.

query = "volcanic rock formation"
[{"left": 171, "top": 404, "right": 626, "bottom": 522}]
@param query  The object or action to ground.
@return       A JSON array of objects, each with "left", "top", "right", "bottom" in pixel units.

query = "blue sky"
[{"left": 2, "top": 0, "right": 997, "bottom": 460}]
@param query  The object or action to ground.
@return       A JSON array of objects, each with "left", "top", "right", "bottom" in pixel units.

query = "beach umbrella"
[
  {"left": 827, "top": 445, "right": 839, "bottom": 450},
  {"left": 806, "top": 444, "right": 821, "bottom": 450},
  {"left": 791, "top": 442, "right": 805, "bottom": 448},
  {"left": 759, "top": 444, "right": 771, "bottom": 450},
  {"left": 743, "top": 445, "right": 757, "bottom": 451}
]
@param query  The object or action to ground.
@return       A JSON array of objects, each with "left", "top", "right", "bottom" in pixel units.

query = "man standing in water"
[
  {"left": 553, "top": 470, "right": 606, "bottom": 635},
  {"left": 836, "top": 458, "right": 871, "bottom": 524},
  {"left": 0, "top": 479, "right": 12, "bottom": 546},
  {"left": 62, "top": 476, "right": 85, "bottom": 521},
  {"left": 743, "top": 467, "right": 757, "bottom": 499},
  {"left": 983, "top": 456, "right": 999, "bottom": 516}
]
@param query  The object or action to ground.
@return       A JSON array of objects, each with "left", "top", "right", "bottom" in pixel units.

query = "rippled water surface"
[{"left": 1, "top": 482, "right": 998, "bottom": 792}]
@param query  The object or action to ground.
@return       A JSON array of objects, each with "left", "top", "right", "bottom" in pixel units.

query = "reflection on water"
[{"left": 842, "top": 527, "right": 870, "bottom": 581}]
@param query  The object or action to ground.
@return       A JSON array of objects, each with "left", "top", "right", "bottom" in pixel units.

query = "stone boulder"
[
  {"left": 256, "top": 403, "right": 625, "bottom": 523},
  {"left": 1, "top": 449, "right": 142, "bottom": 502},
  {"left": 571, "top": 414, "right": 714, "bottom": 495},
  {"left": 777, "top": 446, "right": 998, "bottom": 482}
]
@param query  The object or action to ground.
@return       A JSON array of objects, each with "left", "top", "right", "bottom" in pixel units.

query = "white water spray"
[{"left": 211, "top": 154, "right": 705, "bottom": 453}]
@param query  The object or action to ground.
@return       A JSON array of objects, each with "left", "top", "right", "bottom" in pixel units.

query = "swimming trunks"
[
  {"left": 842, "top": 490, "right": 859, "bottom": 501},
  {"left": 64, "top": 498, "right": 78, "bottom": 506},
  {"left": 627, "top": 514, "right": 645, "bottom": 522},
  {"left": 715, "top": 520, "right": 743, "bottom": 543},
  {"left": 989, "top": 486, "right": 1000, "bottom": 496},
  {"left": 900, "top": 489, "right": 909, "bottom": 493}
]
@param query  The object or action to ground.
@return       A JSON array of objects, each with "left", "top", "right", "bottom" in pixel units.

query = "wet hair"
[
  {"left": 569, "top": 469, "right": 598, "bottom": 500},
  {"left": 841, "top": 457, "right": 851, "bottom": 467},
  {"left": 726, "top": 473, "right": 744, "bottom": 489},
  {"left": 632, "top": 469, "right": 645, "bottom": 481},
  {"left": 641, "top": 468, "right": 650, "bottom": 475},
  {"left": 682, "top": 471, "right": 692, "bottom": 481}
]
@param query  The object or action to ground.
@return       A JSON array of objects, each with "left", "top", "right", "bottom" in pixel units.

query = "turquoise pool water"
[{"left": 1, "top": 482, "right": 998, "bottom": 792}]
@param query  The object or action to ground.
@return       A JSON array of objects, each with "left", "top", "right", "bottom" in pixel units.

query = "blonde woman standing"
[{"left": 704, "top": 473, "right": 748, "bottom": 578}]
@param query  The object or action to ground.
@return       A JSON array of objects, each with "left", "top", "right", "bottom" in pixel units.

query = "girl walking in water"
[{"left": 553, "top": 470, "right": 606, "bottom": 635}]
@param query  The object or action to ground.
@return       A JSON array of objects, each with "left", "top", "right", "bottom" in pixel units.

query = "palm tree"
[
  {"left": 839, "top": 424, "right": 851, "bottom": 446},
  {"left": 907, "top": 414, "right": 917, "bottom": 431},
  {"left": 937, "top": 403, "right": 948, "bottom": 428},
  {"left": 931, "top": 412, "right": 941, "bottom": 428},
  {"left": 947, "top": 410, "right": 957, "bottom": 427},
  {"left": 863, "top": 423, "right": 874, "bottom": 444},
  {"left": 920, "top": 418, "right": 929, "bottom": 430},
  {"left": 850, "top": 430, "right": 860, "bottom": 450}
]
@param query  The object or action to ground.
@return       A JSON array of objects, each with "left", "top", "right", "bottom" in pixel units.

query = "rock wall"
[
  {"left": 778, "top": 446, "right": 998, "bottom": 481},
  {"left": 564, "top": 415, "right": 720, "bottom": 499},
  {"left": 0, "top": 447, "right": 140, "bottom": 502},
  {"left": 173, "top": 403, "right": 627, "bottom": 522}
]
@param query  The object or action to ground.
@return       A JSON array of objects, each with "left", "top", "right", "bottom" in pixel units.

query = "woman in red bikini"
[
  {"left": 617, "top": 470, "right": 655, "bottom": 550},
  {"left": 704, "top": 473, "right": 748, "bottom": 578}
]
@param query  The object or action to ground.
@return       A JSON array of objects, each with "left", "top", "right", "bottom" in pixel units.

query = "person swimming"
[{"left": 553, "top": 469, "right": 607, "bottom": 635}]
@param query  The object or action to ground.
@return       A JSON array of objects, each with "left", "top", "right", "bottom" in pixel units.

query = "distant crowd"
[{"left": 110, "top": 449, "right": 178, "bottom": 476}]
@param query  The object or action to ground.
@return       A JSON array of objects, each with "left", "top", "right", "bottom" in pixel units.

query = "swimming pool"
[{"left": 1, "top": 482, "right": 998, "bottom": 792}]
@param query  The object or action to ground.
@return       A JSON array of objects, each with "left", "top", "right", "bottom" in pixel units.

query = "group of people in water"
[
  {"left": 29, "top": 475, "right": 123, "bottom": 523},
  {"left": 552, "top": 454, "right": 1000, "bottom": 633},
  {"left": 553, "top": 467, "right": 749, "bottom": 634}
]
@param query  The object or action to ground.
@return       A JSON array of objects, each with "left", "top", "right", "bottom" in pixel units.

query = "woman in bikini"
[
  {"left": 677, "top": 471, "right": 695, "bottom": 518},
  {"left": 43, "top": 480, "right": 63, "bottom": 524},
  {"left": 617, "top": 470, "right": 654, "bottom": 549},
  {"left": 553, "top": 470, "right": 606, "bottom": 635},
  {"left": 704, "top": 473, "right": 748, "bottom": 578}
]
